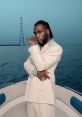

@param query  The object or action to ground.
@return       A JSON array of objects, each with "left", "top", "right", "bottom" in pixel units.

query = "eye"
[
  {"left": 37, "top": 31, "right": 43, "bottom": 34},
  {"left": 33, "top": 30, "right": 43, "bottom": 35}
]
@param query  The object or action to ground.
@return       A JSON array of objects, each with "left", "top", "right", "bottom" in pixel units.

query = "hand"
[
  {"left": 36, "top": 70, "right": 50, "bottom": 81},
  {"left": 27, "top": 36, "right": 36, "bottom": 45}
]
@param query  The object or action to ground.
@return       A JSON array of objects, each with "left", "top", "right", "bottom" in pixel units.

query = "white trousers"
[{"left": 26, "top": 102, "right": 55, "bottom": 117}]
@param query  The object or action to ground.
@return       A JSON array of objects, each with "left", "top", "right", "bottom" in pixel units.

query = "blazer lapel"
[
  {"left": 40, "top": 44, "right": 50, "bottom": 53},
  {"left": 40, "top": 39, "right": 55, "bottom": 53}
]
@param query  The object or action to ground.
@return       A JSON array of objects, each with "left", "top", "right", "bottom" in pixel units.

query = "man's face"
[{"left": 33, "top": 24, "right": 49, "bottom": 47}]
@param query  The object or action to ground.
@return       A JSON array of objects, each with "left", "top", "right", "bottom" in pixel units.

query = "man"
[{"left": 24, "top": 20, "right": 63, "bottom": 117}]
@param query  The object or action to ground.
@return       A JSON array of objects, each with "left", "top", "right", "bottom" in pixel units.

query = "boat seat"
[
  {"left": 70, "top": 96, "right": 82, "bottom": 114},
  {"left": 0, "top": 93, "right": 6, "bottom": 105}
]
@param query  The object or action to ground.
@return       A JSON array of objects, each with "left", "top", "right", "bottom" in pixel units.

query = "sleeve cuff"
[
  {"left": 28, "top": 44, "right": 40, "bottom": 54},
  {"left": 31, "top": 68, "right": 38, "bottom": 76}
]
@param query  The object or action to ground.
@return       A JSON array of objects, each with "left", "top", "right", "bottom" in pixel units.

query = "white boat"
[{"left": 0, "top": 80, "right": 82, "bottom": 117}]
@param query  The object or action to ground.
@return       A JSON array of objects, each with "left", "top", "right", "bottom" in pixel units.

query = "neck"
[{"left": 47, "top": 37, "right": 51, "bottom": 42}]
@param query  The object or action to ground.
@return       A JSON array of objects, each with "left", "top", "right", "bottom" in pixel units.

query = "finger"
[
  {"left": 38, "top": 77, "right": 43, "bottom": 81},
  {"left": 39, "top": 77, "right": 45, "bottom": 81},
  {"left": 45, "top": 75, "right": 50, "bottom": 79},
  {"left": 32, "top": 36, "right": 35, "bottom": 39},
  {"left": 45, "top": 71, "right": 49, "bottom": 73},
  {"left": 47, "top": 77, "right": 50, "bottom": 79}
]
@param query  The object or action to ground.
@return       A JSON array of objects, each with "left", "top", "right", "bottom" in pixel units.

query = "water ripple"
[{"left": 0, "top": 62, "right": 8, "bottom": 67}]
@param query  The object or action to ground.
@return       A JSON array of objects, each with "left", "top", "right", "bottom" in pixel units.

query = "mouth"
[
  {"left": 37, "top": 39, "right": 43, "bottom": 43},
  {"left": 36, "top": 37, "right": 48, "bottom": 47}
]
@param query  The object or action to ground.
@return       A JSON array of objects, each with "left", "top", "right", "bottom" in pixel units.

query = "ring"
[{"left": 42, "top": 78, "right": 45, "bottom": 80}]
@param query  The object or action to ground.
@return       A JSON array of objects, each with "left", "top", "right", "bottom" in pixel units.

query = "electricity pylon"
[{"left": 19, "top": 17, "right": 25, "bottom": 46}]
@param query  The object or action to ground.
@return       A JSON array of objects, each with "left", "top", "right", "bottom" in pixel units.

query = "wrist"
[
  {"left": 30, "top": 44, "right": 35, "bottom": 47},
  {"left": 30, "top": 43, "right": 38, "bottom": 47},
  {"left": 32, "top": 68, "right": 38, "bottom": 76}
]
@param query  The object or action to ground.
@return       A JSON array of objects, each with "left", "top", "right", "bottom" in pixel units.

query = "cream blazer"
[{"left": 24, "top": 39, "right": 63, "bottom": 105}]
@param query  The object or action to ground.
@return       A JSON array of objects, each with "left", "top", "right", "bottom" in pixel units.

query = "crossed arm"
[
  {"left": 24, "top": 44, "right": 63, "bottom": 80},
  {"left": 24, "top": 56, "right": 49, "bottom": 80}
]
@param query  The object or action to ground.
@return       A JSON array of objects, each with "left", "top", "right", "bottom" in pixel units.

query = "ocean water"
[{"left": 0, "top": 44, "right": 82, "bottom": 94}]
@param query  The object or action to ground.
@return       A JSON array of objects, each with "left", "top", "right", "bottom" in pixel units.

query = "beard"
[{"left": 36, "top": 36, "right": 48, "bottom": 48}]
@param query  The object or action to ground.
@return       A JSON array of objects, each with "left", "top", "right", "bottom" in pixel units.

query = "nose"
[{"left": 36, "top": 33, "right": 40, "bottom": 38}]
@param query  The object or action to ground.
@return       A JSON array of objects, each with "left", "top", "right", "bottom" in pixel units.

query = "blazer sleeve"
[
  {"left": 24, "top": 56, "right": 38, "bottom": 78},
  {"left": 28, "top": 44, "right": 63, "bottom": 71}
]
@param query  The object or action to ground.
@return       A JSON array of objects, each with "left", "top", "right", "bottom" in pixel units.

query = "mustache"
[{"left": 36, "top": 38, "right": 48, "bottom": 47}]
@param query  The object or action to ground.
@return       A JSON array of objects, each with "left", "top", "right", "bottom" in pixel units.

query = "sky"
[{"left": 0, "top": 0, "right": 82, "bottom": 44}]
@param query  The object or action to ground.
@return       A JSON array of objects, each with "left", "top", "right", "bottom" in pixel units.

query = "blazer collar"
[{"left": 40, "top": 38, "right": 56, "bottom": 53}]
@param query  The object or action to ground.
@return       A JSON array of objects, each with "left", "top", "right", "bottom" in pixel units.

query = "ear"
[{"left": 46, "top": 29, "right": 50, "bottom": 35}]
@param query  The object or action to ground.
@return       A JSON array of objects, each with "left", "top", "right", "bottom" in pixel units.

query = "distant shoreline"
[
  {"left": 0, "top": 44, "right": 26, "bottom": 46},
  {"left": 0, "top": 44, "right": 82, "bottom": 46}
]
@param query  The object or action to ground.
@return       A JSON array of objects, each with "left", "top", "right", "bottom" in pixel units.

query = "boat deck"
[
  {"left": 0, "top": 80, "right": 81, "bottom": 117},
  {"left": 0, "top": 99, "right": 69, "bottom": 117},
  {"left": 0, "top": 96, "right": 80, "bottom": 117}
]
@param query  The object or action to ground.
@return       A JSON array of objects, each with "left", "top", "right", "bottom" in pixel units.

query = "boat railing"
[{"left": 64, "top": 86, "right": 82, "bottom": 96}]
